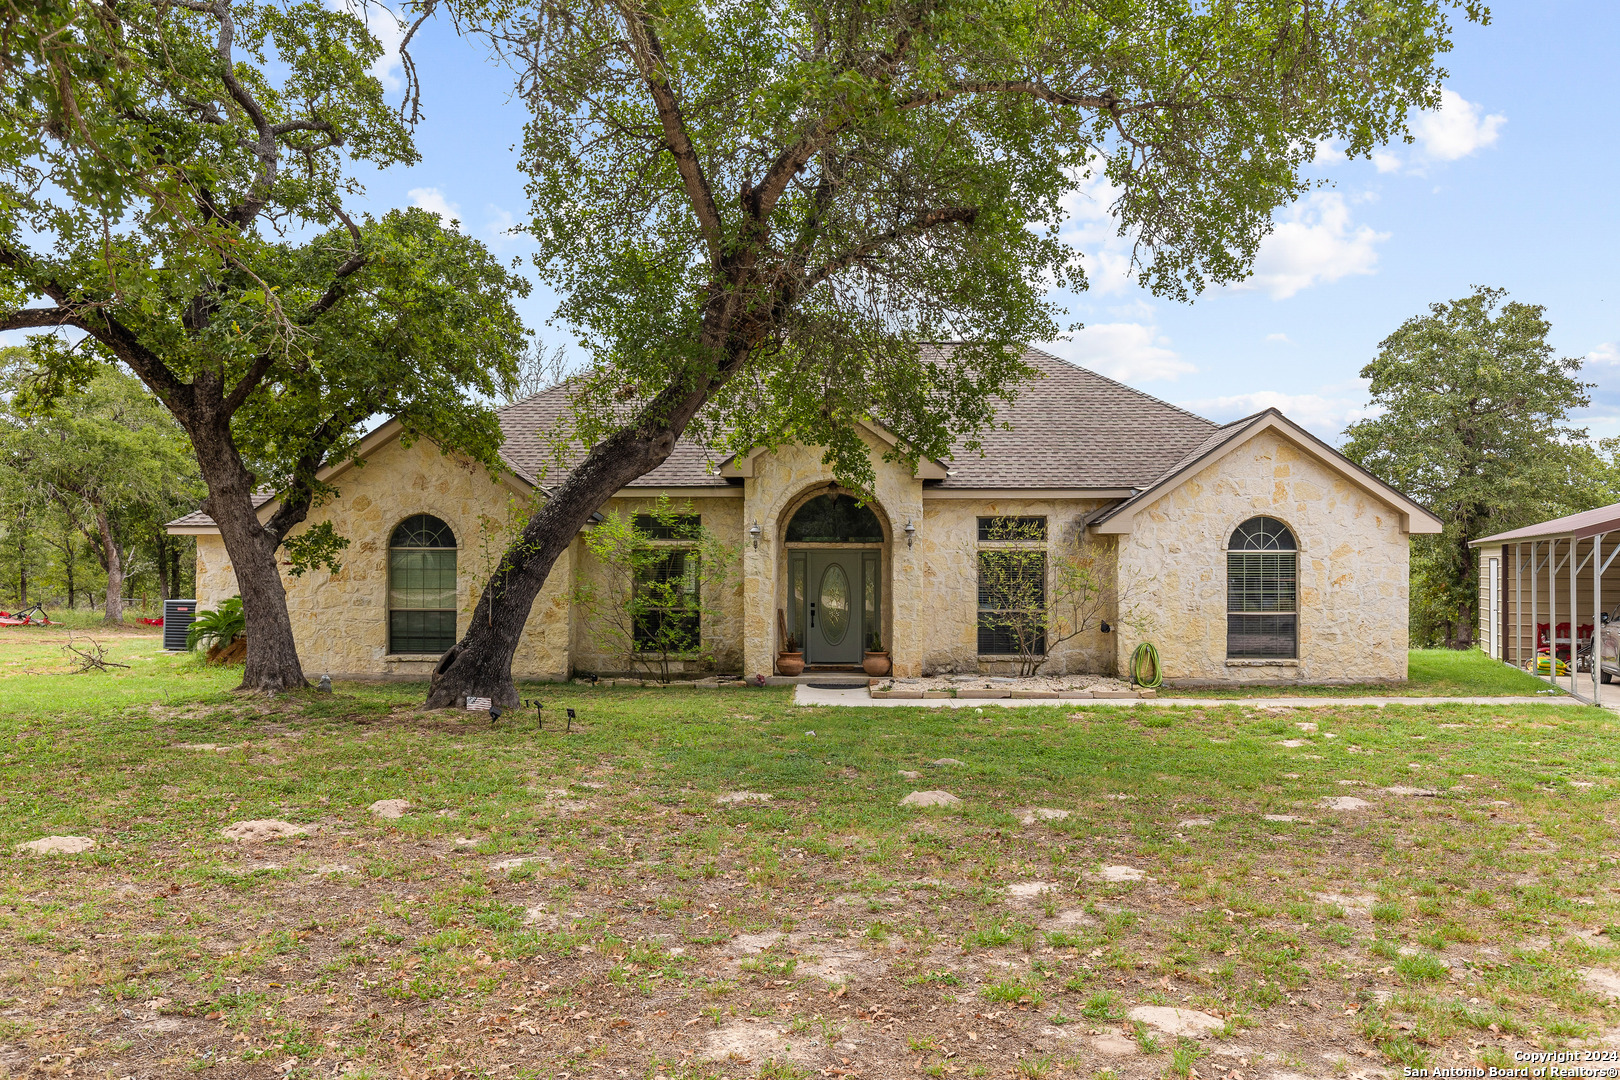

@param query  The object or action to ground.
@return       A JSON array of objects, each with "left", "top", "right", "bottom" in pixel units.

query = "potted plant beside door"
[
  {"left": 777, "top": 633, "right": 805, "bottom": 676},
  {"left": 863, "top": 632, "right": 892, "bottom": 677}
]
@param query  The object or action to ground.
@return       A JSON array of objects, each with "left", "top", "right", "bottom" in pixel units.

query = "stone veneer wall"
[
  {"left": 1113, "top": 429, "right": 1410, "bottom": 684},
  {"left": 193, "top": 434, "right": 573, "bottom": 680},
  {"left": 570, "top": 494, "right": 746, "bottom": 677},
  {"left": 740, "top": 431, "right": 925, "bottom": 678},
  {"left": 916, "top": 497, "right": 1117, "bottom": 676}
]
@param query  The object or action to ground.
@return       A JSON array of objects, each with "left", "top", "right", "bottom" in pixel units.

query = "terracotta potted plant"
[
  {"left": 862, "top": 633, "right": 891, "bottom": 677},
  {"left": 777, "top": 634, "right": 805, "bottom": 677}
]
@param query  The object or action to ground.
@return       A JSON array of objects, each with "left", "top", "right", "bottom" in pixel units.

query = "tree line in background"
[
  {"left": 1343, "top": 286, "right": 1620, "bottom": 651},
  {"left": 0, "top": 348, "right": 201, "bottom": 620}
]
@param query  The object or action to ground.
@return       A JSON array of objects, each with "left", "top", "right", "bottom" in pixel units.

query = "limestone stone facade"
[
  {"left": 1105, "top": 429, "right": 1412, "bottom": 684},
  {"left": 172, "top": 353, "right": 1439, "bottom": 684}
]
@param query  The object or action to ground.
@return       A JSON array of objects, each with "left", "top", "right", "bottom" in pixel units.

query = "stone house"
[{"left": 168, "top": 348, "right": 1440, "bottom": 684}]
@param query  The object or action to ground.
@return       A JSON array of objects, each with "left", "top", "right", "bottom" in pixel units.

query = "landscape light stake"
[
  {"left": 522, "top": 699, "right": 545, "bottom": 729},
  {"left": 566, "top": 707, "right": 576, "bottom": 732}
]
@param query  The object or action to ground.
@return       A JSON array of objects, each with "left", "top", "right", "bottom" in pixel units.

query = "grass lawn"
[
  {"left": 1160, "top": 648, "right": 1563, "bottom": 698},
  {"left": 2, "top": 629, "right": 1619, "bottom": 1079}
]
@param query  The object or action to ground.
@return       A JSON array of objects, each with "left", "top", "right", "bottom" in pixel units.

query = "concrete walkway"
[{"left": 792, "top": 685, "right": 1596, "bottom": 709}]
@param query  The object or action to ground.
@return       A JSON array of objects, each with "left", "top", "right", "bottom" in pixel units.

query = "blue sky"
[{"left": 327, "top": 3, "right": 1618, "bottom": 444}]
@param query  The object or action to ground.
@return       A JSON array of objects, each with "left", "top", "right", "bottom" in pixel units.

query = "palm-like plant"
[{"left": 186, "top": 596, "right": 245, "bottom": 652}]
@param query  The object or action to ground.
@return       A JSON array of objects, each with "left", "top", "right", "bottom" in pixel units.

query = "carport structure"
[{"left": 1472, "top": 503, "right": 1620, "bottom": 704}]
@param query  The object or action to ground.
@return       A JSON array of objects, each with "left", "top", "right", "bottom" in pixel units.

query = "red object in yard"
[
  {"left": 140, "top": 617, "right": 164, "bottom": 626},
  {"left": 0, "top": 603, "right": 51, "bottom": 626}
]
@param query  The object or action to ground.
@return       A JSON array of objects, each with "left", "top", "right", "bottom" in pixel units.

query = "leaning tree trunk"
[
  {"left": 189, "top": 411, "right": 308, "bottom": 693},
  {"left": 426, "top": 399, "right": 698, "bottom": 709},
  {"left": 94, "top": 507, "right": 123, "bottom": 625}
]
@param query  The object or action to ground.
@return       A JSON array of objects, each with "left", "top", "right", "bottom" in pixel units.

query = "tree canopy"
[
  {"left": 502, "top": 0, "right": 1485, "bottom": 485},
  {"left": 0, "top": 0, "right": 529, "bottom": 688},
  {"left": 1342, "top": 286, "right": 1597, "bottom": 648}
]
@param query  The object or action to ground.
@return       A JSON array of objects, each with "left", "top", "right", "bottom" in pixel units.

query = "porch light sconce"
[
  {"left": 749, "top": 520, "right": 762, "bottom": 549},
  {"left": 904, "top": 519, "right": 916, "bottom": 548}
]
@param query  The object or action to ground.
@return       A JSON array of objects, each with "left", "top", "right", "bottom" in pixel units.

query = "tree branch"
[
  {"left": 0, "top": 306, "right": 85, "bottom": 330},
  {"left": 262, "top": 401, "right": 371, "bottom": 542},
  {"left": 0, "top": 243, "right": 195, "bottom": 413},
  {"left": 751, "top": 6, "right": 930, "bottom": 221},
  {"left": 615, "top": 2, "right": 723, "bottom": 266},
  {"left": 797, "top": 206, "right": 978, "bottom": 294}
]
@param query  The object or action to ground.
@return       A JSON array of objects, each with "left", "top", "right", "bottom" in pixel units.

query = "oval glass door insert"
[{"left": 819, "top": 564, "right": 850, "bottom": 645}]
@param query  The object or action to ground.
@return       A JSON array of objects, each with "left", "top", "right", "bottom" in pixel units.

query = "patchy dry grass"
[{"left": 1, "top": 630, "right": 1618, "bottom": 1079}]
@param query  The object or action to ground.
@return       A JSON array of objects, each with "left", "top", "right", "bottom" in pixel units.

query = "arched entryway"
[{"left": 781, "top": 492, "right": 888, "bottom": 666}]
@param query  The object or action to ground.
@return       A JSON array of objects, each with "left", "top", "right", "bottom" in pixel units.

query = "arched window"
[
  {"left": 785, "top": 494, "right": 885, "bottom": 543},
  {"left": 1227, "top": 516, "right": 1297, "bottom": 659},
  {"left": 389, "top": 514, "right": 457, "bottom": 654}
]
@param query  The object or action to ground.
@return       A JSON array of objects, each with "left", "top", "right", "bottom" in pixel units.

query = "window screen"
[
  {"left": 977, "top": 549, "right": 1047, "bottom": 655},
  {"left": 389, "top": 514, "right": 457, "bottom": 654},
  {"left": 633, "top": 549, "right": 701, "bottom": 651},
  {"left": 1227, "top": 516, "right": 1297, "bottom": 659}
]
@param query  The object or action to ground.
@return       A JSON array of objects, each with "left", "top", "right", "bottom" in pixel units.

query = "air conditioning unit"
[{"left": 163, "top": 599, "right": 198, "bottom": 651}]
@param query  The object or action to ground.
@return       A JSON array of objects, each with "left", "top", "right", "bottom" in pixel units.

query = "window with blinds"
[
  {"left": 388, "top": 514, "right": 457, "bottom": 654},
  {"left": 1226, "top": 516, "right": 1297, "bottom": 659},
  {"left": 633, "top": 547, "right": 701, "bottom": 651},
  {"left": 977, "top": 549, "right": 1047, "bottom": 655}
]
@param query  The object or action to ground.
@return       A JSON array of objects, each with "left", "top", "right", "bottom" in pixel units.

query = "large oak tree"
[
  {"left": 1343, "top": 287, "right": 1592, "bottom": 649},
  {"left": 424, "top": 0, "right": 1485, "bottom": 707},
  {"left": 0, "top": 0, "right": 528, "bottom": 690}
]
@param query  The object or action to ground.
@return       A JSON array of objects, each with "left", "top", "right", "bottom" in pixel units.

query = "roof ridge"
[{"left": 1021, "top": 344, "right": 1218, "bottom": 428}]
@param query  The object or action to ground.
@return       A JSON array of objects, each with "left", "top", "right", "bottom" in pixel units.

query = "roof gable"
[{"left": 1088, "top": 409, "right": 1442, "bottom": 535}]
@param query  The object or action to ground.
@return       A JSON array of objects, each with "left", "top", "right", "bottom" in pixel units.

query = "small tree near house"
[
  {"left": 976, "top": 517, "right": 1149, "bottom": 678},
  {"left": 572, "top": 501, "right": 737, "bottom": 683}
]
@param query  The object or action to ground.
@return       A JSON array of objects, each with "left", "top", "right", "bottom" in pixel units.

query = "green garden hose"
[{"left": 1129, "top": 641, "right": 1163, "bottom": 689}]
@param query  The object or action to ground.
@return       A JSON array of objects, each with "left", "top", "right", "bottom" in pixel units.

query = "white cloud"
[
  {"left": 1237, "top": 192, "right": 1388, "bottom": 300},
  {"left": 1177, "top": 390, "right": 1380, "bottom": 441},
  {"left": 482, "top": 206, "right": 519, "bottom": 250},
  {"left": 1058, "top": 162, "right": 1140, "bottom": 296},
  {"left": 1043, "top": 322, "right": 1195, "bottom": 383},
  {"left": 1585, "top": 342, "right": 1620, "bottom": 369},
  {"left": 1265, "top": 332, "right": 1292, "bottom": 344},
  {"left": 334, "top": 0, "right": 406, "bottom": 91},
  {"left": 409, "top": 187, "right": 461, "bottom": 228},
  {"left": 1412, "top": 89, "right": 1505, "bottom": 162},
  {"left": 1372, "top": 152, "right": 1402, "bottom": 174}
]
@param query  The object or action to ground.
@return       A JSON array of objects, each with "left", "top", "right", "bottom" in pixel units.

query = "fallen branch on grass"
[{"left": 62, "top": 633, "right": 130, "bottom": 673}]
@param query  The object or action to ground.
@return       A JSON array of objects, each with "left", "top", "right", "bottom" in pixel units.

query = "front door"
[{"left": 806, "top": 551, "right": 863, "bottom": 665}]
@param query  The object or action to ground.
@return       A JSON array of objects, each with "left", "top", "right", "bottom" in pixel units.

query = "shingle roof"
[
  {"left": 925, "top": 346, "right": 1217, "bottom": 488},
  {"left": 496, "top": 387, "right": 730, "bottom": 488},
  {"left": 166, "top": 493, "right": 272, "bottom": 528},
  {"left": 494, "top": 345, "right": 1218, "bottom": 491}
]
